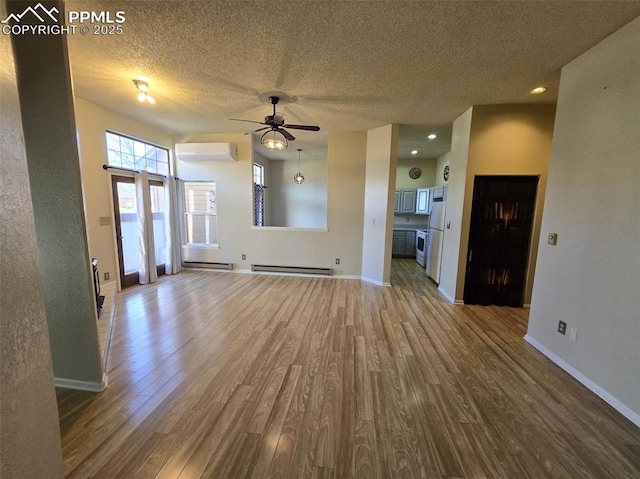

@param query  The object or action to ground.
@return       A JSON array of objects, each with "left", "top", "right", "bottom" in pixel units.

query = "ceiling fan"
[{"left": 230, "top": 96, "right": 320, "bottom": 150}]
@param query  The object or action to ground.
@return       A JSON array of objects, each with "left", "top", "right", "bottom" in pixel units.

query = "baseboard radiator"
[
  {"left": 251, "top": 264, "right": 333, "bottom": 276},
  {"left": 183, "top": 262, "right": 233, "bottom": 270}
]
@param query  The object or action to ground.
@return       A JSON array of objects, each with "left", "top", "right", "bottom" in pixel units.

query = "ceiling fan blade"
[
  {"left": 244, "top": 127, "right": 270, "bottom": 135},
  {"left": 229, "top": 118, "right": 266, "bottom": 125},
  {"left": 279, "top": 128, "right": 296, "bottom": 141},
  {"left": 283, "top": 124, "right": 321, "bottom": 131}
]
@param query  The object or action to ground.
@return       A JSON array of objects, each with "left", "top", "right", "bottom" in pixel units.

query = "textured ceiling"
[{"left": 66, "top": 1, "right": 640, "bottom": 160}]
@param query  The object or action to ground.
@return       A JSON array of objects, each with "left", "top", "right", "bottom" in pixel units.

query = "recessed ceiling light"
[
  {"left": 411, "top": 150, "right": 418, "bottom": 155},
  {"left": 427, "top": 134, "right": 437, "bottom": 140},
  {"left": 530, "top": 86, "right": 547, "bottom": 95}
]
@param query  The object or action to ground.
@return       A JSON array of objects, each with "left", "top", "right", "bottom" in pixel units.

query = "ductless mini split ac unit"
[{"left": 175, "top": 142, "right": 238, "bottom": 162}]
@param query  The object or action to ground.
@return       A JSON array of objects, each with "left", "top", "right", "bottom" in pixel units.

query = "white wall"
[
  {"left": 268, "top": 158, "right": 327, "bottom": 228},
  {"left": 74, "top": 98, "right": 175, "bottom": 283},
  {"left": 527, "top": 16, "right": 640, "bottom": 424},
  {"left": 395, "top": 157, "right": 436, "bottom": 188},
  {"left": 435, "top": 151, "right": 450, "bottom": 187},
  {"left": 361, "top": 124, "right": 398, "bottom": 285},
  {"left": 176, "top": 131, "right": 367, "bottom": 276},
  {"left": 439, "top": 108, "right": 472, "bottom": 302}
]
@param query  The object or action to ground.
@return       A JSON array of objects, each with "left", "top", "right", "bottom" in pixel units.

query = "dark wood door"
[{"left": 463, "top": 176, "right": 539, "bottom": 307}]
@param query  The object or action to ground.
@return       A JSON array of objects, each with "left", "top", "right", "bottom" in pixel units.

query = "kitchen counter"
[{"left": 392, "top": 225, "right": 428, "bottom": 232}]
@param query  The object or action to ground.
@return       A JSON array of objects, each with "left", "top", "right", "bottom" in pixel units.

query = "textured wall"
[
  {"left": 0, "top": 2, "right": 64, "bottom": 475},
  {"left": 528, "top": 16, "right": 640, "bottom": 421},
  {"left": 9, "top": 0, "right": 102, "bottom": 386},
  {"left": 269, "top": 158, "right": 327, "bottom": 228},
  {"left": 361, "top": 124, "right": 398, "bottom": 285},
  {"left": 175, "top": 131, "right": 367, "bottom": 276},
  {"left": 458, "top": 104, "right": 556, "bottom": 304},
  {"left": 395, "top": 157, "right": 437, "bottom": 189},
  {"left": 438, "top": 108, "right": 472, "bottom": 302},
  {"left": 74, "top": 98, "right": 175, "bottom": 284},
  {"left": 437, "top": 105, "right": 556, "bottom": 304}
]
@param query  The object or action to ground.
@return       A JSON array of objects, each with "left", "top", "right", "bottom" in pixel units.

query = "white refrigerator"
[{"left": 426, "top": 199, "right": 446, "bottom": 284}]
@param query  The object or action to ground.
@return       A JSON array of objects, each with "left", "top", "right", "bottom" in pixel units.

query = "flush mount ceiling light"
[
  {"left": 261, "top": 129, "right": 288, "bottom": 150},
  {"left": 427, "top": 133, "right": 437, "bottom": 140},
  {"left": 411, "top": 150, "right": 418, "bottom": 155},
  {"left": 132, "top": 79, "right": 155, "bottom": 104},
  {"left": 530, "top": 86, "right": 547, "bottom": 95},
  {"left": 293, "top": 148, "right": 305, "bottom": 184}
]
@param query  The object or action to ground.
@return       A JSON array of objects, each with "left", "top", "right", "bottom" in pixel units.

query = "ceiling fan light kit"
[
  {"left": 133, "top": 79, "right": 155, "bottom": 104},
  {"left": 230, "top": 96, "right": 320, "bottom": 150},
  {"left": 261, "top": 130, "right": 288, "bottom": 150}
]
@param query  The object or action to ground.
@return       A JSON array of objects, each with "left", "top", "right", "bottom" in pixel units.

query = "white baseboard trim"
[
  {"left": 437, "top": 287, "right": 455, "bottom": 303},
  {"left": 523, "top": 303, "right": 531, "bottom": 309},
  {"left": 524, "top": 334, "right": 640, "bottom": 428},
  {"left": 55, "top": 373, "right": 107, "bottom": 392},
  {"left": 361, "top": 276, "right": 391, "bottom": 287},
  {"left": 205, "top": 268, "right": 360, "bottom": 281},
  {"left": 335, "top": 275, "right": 362, "bottom": 280},
  {"left": 187, "top": 268, "right": 406, "bottom": 287},
  {"left": 453, "top": 300, "right": 465, "bottom": 305}
]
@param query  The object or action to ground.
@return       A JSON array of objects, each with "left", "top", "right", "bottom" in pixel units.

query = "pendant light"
[{"left": 293, "top": 148, "right": 305, "bottom": 184}]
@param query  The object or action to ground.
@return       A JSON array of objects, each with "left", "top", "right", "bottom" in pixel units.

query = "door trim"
[
  {"left": 111, "top": 176, "right": 138, "bottom": 288},
  {"left": 111, "top": 175, "right": 167, "bottom": 288}
]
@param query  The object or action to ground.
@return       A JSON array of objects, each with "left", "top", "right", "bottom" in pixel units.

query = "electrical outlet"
[
  {"left": 558, "top": 320, "right": 567, "bottom": 335},
  {"left": 242, "top": 254, "right": 246, "bottom": 260},
  {"left": 569, "top": 327, "right": 578, "bottom": 341},
  {"left": 104, "top": 272, "right": 110, "bottom": 281},
  {"left": 548, "top": 233, "right": 558, "bottom": 245},
  {"left": 99, "top": 216, "right": 111, "bottom": 226},
  {"left": 335, "top": 258, "right": 340, "bottom": 265}
]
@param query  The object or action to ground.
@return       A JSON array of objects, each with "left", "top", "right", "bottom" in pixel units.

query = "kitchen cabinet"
[
  {"left": 394, "top": 188, "right": 416, "bottom": 213},
  {"left": 392, "top": 230, "right": 417, "bottom": 257},
  {"left": 415, "top": 188, "right": 431, "bottom": 215},
  {"left": 392, "top": 231, "right": 406, "bottom": 256},
  {"left": 405, "top": 230, "right": 416, "bottom": 255}
]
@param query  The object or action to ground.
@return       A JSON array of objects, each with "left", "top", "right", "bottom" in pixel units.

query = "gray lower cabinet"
[
  {"left": 392, "top": 231, "right": 406, "bottom": 256},
  {"left": 392, "top": 230, "right": 417, "bottom": 257},
  {"left": 405, "top": 231, "right": 416, "bottom": 256}
]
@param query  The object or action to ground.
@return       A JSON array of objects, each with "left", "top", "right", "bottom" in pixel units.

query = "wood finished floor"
[{"left": 57, "top": 259, "right": 640, "bottom": 478}]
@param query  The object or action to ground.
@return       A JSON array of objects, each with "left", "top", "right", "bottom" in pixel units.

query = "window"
[
  {"left": 253, "top": 163, "right": 265, "bottom": 226},
  {"left": 184, "top": 182, "right": 218, "bottom": 245},
  {"left": 106, "top": 131, "right": 169, "bottom": 175},
  {"left": 253, "top": 163, "right": 264, "bottom": 186}
]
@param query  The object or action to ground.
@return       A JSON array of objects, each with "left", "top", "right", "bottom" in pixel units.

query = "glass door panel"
[
  {"left": 112, "top": 176, "right": 139, "bottom": 287},
  {"left": 150, "top": 182, "right": 166, "bottom": 276}
]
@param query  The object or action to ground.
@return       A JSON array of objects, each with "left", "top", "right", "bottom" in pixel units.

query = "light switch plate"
[
  {"left": 548, "top": 233, "right": 558, "bottom": 245},
  {"left": 558, "top": 320, "right": 567, "bottom": 335},
  {"left": 569, "top": 327, "right": 578, "bottom": 341}
]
